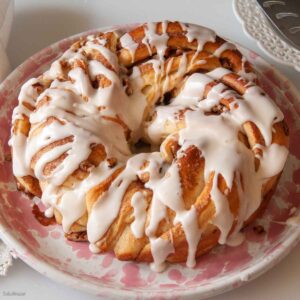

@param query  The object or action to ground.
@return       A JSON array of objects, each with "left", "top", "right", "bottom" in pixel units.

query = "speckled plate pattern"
[{"left": 0, "top": 25, "right": 299, "bottom": 299}]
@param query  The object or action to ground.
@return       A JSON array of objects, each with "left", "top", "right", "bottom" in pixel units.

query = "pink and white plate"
[{"left": 0, "top": 25, "right": 299, "bottom": 299}]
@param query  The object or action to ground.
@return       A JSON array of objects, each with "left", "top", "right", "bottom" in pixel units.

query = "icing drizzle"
[{"left": 9, "top": 21, "right": 289, "bottom": 272}]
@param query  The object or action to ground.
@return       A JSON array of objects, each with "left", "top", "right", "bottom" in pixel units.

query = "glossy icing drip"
[
  {"left": 10, "top": 21, "right": 289, "bottom": 272},
  {"left": 131, "top": 191, "right": 148, "bottom": 239}
]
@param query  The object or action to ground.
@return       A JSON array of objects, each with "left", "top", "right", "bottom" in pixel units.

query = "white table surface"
[{"left": 2, "top": 0, "right": 300, "bottom": 299}]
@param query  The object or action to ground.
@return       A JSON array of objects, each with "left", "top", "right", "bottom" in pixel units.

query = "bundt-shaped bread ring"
[{"left": 10, "top": 21, "right": 289, "bottom": 272}]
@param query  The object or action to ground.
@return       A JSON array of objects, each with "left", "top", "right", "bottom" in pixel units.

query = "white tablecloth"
[{"left": 2, "top": 0, "right": 300, "bottom": 299}]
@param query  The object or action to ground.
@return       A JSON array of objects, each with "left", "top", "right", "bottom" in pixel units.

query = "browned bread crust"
[{"left": 11, "top": 21, "right": 289, "bottom": 266}]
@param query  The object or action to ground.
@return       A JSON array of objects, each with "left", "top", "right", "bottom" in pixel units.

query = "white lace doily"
[{"left": 233, "top": 0, "right": 300, "bottom": 71}]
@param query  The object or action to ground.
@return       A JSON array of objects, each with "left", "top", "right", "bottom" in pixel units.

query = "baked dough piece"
[{"left": 10, "top": 21, "right": 289, "bottom": 272}]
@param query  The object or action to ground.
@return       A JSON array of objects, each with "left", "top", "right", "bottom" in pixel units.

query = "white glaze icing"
[
  {"left": 131, "top": 191, "right": 148, "bottom": 239},
  {"left": 175, "top": 206, "right": 202, "bottom": 268},
  {"left": 89, "top": 243, "right": 100, "bottom": 254},
  {"left": 226, "top": 231, "right": 245, "bottom": 247},
  {"left": 142, "top": 22, "right": 169, "bottom": 59},
  {"left": 171, "top": 73, "right": 212, "bottom": 106},
  {"left": 10, "top": 21, "right": 289, "bottom": 272},
  {"left": 150, "top": 237, "right": 174, "bottom": 272},
  {"left": 180, "top": 23, "right": 216, "bottom": 51},
  {"left": 120, "top": 33, "right": 139, "bottom": 63},
  {"left": 213, "top": 42, "right": 236, "bottom": 57}
]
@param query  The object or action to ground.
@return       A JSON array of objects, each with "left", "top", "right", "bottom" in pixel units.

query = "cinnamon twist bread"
[{"left": 9, "top": 22, "right": 289, "bottom": 272}]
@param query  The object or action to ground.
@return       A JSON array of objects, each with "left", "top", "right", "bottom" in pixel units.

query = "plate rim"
[
  {"left": 232, "top": 0, "right": 300, "bottom": 72},
  {"left": 0, "top": 24, "right": 300, "bottom": 299}
]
